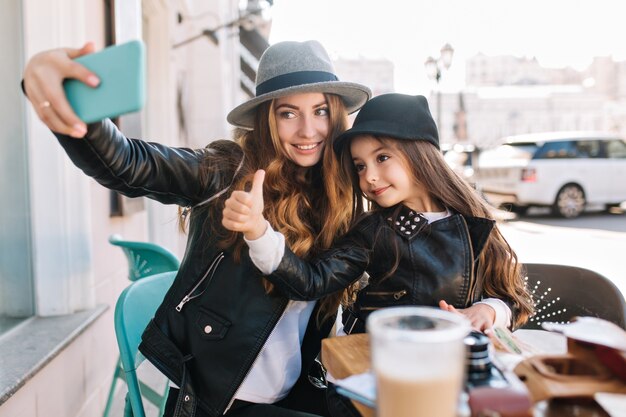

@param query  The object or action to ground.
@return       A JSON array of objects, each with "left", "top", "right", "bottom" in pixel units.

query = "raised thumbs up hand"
[{"left": 222, "top": 169, "right": 267, "bottom": 240}]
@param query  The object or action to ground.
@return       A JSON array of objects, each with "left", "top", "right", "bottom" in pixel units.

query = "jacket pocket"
[
  {"left": 195, "top": 307, "right": 231, "bottom": 340},
  {"left": 358, "top": 289, "right": 408, "bottom": 311}
]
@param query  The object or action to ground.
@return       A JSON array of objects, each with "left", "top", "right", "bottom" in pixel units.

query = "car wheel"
[{"left": 553, "top": 184, "right": 585, "bottom": 218}]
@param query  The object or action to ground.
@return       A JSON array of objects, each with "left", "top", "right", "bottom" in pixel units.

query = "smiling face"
[
  {"left": 273, "top": 93, "right": 330, "bottom": 167},
  {"left": 350, "top": 135, "right": 434, "bottom": 211}
]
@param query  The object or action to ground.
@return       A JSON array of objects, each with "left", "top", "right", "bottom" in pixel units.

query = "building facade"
[
  {"left": 438, "top": 54, "right": 626, "bottom": 148},
  {"left": 334, "top": 57, "right": 395, "bottom": 97}
]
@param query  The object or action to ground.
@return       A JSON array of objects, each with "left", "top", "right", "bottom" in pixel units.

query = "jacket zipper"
[
  {"left": 366, "top": 289, "right": 408, "bottom": 300},
  {"left": 460, "top": 217, "right": 477, "bottom": 306},
  {"left": 175, "top": 252, "right": 225, "bottom": 312},
  {"left": 359, "top": 290, "right": 408, "bottom": 311},
  {"left": 224, "top": 299, "right": 290, "bottom": 413}
]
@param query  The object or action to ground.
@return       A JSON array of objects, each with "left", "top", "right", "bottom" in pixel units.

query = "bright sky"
[{"left": 268, "top": 0, "right": 626, "bottom": 94}]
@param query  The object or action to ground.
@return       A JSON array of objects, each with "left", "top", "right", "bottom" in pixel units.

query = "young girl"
[{"left": 223, "top": 93, "right": 534, "bottom": 334}]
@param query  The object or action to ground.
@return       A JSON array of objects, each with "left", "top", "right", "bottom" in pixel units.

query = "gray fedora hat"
[{"left": 227, "top": 40, "right": 371, "bottom": 129}]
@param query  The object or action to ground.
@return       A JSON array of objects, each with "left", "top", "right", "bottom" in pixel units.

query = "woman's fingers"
[
  {"left": 44, "top": 60, "right": 97, "bottom": 136},
  {"left": 65, "top": 42, "right": 96, "bottom": 59},
  {"left": 62, "top": 43, "right": 100, "bottom": 87},
  {"left": 49, "top": 96, "right": 88, "bottom": 137},
  {"left": 25, "top": 85, "right": 78, "bottom": 136},
  {"left": 223, "top": 207, "right": 250, "bottom": 224},
  {"left": 223, "top": 173, "right": 267, "bottom": 237},
  {"left": 224, "top": 191, "right": 253, "bottom": 214},
  {"left": 39, "top": 101, "right": 79, "bottom": 136},
  {"left": 65, "top": 56, "right": 100, "bottom": 88},
  {"left": 39, "top": 81, "right": 88, "bottom": 137},
  {"left": 39, "top": 94, "right": 86, "bottom": 137},
  {"left": 223, "top": 192, "right": 254, "bottom": 231},
  {"left": 222, "top": 216, "right": 243, "bottom": 232},
  {"left": 24, "top": 43, "right": 100, "bottom": 137}
]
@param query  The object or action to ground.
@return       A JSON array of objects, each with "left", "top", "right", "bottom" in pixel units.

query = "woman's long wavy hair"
[
  {"left": 182, "top": 94, "right": 354, "bottom": 324},
  {"left": 339, "top": 136, "right": 534, "bottom": 328}
]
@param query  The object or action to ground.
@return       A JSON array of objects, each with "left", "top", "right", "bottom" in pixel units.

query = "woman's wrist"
[{"left": 243, "top": 217, "right": 268, "bottom": 241}]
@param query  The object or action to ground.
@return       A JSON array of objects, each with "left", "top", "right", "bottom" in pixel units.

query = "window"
[
  {"left": 534, "top": 141, "right": 577, "bottom": 159},
  {"left": 606, "top": 139, "right": 626, "bottom": 159},
  {"left": 0, "top": 0, "right": 34, "bottom": 335},
  {"left": 575, "top": 140, "right": 602, "bottom": 158}
]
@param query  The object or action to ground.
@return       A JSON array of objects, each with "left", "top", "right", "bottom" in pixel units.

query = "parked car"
[
  {"left": 442, "top": 143, "right": 481, "bottom": 187},
  {"left": 475, "top": 131, "right": 626, "bottom": 218}
]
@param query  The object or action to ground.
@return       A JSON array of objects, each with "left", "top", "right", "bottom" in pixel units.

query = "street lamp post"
[{"left": 424, "top": 43, "right": 454, "bottom": 131}]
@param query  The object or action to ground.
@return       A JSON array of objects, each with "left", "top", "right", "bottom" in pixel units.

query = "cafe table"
[{"left": 321, "top": 330, "right": 611, "bottom": 417}]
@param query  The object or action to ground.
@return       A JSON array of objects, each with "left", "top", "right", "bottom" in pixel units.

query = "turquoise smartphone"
[{"left": 63, "top": 40, "right": 145, "bottom": 123}]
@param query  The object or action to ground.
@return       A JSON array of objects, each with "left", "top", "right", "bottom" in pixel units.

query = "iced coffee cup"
[{"left": 367, "top": 306, "right": 471, "bottom": 417}]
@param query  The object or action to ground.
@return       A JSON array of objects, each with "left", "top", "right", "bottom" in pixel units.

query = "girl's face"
[
  {"left": 350, "top": 135, "right": 431, "bottom": 211},
  {"left": 274, "top": 93, "right": 330, "bottom": 167}
]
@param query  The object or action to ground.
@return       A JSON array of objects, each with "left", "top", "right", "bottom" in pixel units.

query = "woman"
[{"left": 22, "top": 40, "right": 371, "bottom": 417}]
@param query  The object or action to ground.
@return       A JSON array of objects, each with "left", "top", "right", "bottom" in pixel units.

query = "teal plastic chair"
[
  {"left": 108, "top": 234, "right": 181, "bottom": 281},
  {"left": 104, "top": 236, "right": 179, "bottom": 417},
  {"left": 114, "top": 271, "right": 176, "bottom": 417}
]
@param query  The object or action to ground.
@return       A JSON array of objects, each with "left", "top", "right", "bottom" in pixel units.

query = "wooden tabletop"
[{"left": 321, "top": 331, "right": 610, "bottom": 417}]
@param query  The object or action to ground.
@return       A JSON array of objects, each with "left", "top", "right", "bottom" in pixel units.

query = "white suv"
[{"left": 476, "top": 131, "right": 626, "bottom": 218}]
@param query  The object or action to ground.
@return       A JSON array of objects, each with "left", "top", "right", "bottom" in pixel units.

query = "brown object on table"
[
  {"left": 467, "top": 386, "right": 533, "bottom": 417},
  {"left": 322, "top": 334, "right": 374, "bottom": 417},
  {"left": 515, "top": 351, "right": 626, "bottom": 402},
  {"left": 514, "top": 319, "right": 626, "bottom": 404},
  {"left": 568, "top": 338, "right": 626, "bottom": 383},
  {"left": 322, "top": 334, "right": 370, "bottom": 379}
]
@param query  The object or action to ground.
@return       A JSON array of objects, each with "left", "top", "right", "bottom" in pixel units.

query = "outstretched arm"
[{"left": 22, "top": 43, "right": 219, "bottom": 207}]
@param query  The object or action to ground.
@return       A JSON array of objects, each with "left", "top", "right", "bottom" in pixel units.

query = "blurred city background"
[{"left": 1, "top": 1, "right": 625, "bottom": 416}]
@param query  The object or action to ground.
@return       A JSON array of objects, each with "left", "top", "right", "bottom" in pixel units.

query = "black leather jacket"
[
  {"left": 54, "top": 120, "right": 333, "bottom": 417},
  {"left": 264, "top": 205, "right": 499, "bottom": 332}
]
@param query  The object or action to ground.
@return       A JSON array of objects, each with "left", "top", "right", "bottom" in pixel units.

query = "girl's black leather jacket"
[
  {"left": 54, "top": 120, "right": 333, "bottom": 417},
  {"left": 263, "top": 205, "right": 502, "bottom": 332}
]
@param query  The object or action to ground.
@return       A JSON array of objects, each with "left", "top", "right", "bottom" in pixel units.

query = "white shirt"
[{"left": 234, "top": 298, "right": 316, "bottom": 403}]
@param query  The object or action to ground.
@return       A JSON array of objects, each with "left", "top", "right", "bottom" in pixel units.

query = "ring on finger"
[{"left": 40, "top": 100, "right": 51, "bottom": 109}]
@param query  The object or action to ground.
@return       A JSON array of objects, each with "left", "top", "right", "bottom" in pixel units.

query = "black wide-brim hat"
[
  {"left": 333, "top": 93, "right": 440, "bottom": 153},
  {"left": 227, "top": 40, "right": 372, "bottom": 129}
]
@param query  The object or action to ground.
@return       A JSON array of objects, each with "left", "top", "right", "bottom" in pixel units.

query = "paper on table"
[
  {"left": 542, "top": 317, "right": 626, "bottom": 351},
  {"left": 334, "top": 371, "right": 376, "bottom": 409},
  {"left": 490, "top": 326, "right": 540, "bottom": 356},
  {"left": 594, "top": 392, "right": 626, "bottom": 417}
]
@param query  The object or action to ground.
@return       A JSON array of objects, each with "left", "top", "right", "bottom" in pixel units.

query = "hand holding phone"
[{"left": 63, "top": 40, "right": 146, "bottom": 123}]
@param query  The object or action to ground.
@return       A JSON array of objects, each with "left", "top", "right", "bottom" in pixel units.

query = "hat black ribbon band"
[{"left": 256, "top": 71, "right": 339, "bottom": 96}]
